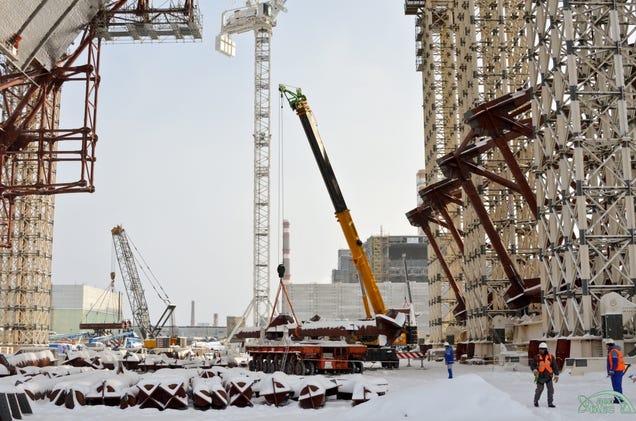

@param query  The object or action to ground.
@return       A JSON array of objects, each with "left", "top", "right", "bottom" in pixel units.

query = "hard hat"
[
  {"left": 444, "top": 342, "right": 450, "bottom": 346},
  {"left": 538, "top": 342, "right": 548, "bottom": 349},
  {"left": 605, "top": 338, "right": 615, "bottom": 345}
]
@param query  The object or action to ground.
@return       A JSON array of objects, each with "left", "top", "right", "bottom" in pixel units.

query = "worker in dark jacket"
[
  {"left": 605, "top": 338, "right": 627, "bottom": 403},
  {"left": 444, "top": 342, "right": 454, "bottom": 379},
  {"left": 530, "top": 342, "right": 559, "bottom": 407}
]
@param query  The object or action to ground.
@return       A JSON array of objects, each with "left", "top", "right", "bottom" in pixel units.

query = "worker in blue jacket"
[{"left": 444, "top": 342, "right": 454, "bottom": 379}]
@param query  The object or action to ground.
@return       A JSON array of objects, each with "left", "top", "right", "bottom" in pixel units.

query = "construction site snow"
[{"left": 2, "top": 359, "right": 634, "bottom": 421}]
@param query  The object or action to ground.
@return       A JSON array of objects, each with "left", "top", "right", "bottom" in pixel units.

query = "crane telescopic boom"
[{"left": 279, "top": 85, "right": 386, "bottom": 317}]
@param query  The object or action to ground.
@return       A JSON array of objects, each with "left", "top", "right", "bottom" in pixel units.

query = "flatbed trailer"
[{"left": 246, "top": 341, "right": 366, "bottom": 375}]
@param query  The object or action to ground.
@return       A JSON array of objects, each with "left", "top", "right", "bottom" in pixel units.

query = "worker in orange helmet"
[
  {"left": 530, "top": 342, "right": 559, "bottom": 408},
  {"left": 605, "top": 338, "right": 627, "bottom": 403}
]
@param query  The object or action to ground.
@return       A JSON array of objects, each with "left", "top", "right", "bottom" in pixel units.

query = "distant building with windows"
[
  {"left": 332, "top": 235, "right": 427, "bottom": 284},
  {"left": 281, "top": 281, "right": 429, "bottom": 338},
  {"left": 332, "top": 249, "right": 356, "bottom": 283},
  {"left": 282, "top": 234, "right": 430, "bottom": 338}
]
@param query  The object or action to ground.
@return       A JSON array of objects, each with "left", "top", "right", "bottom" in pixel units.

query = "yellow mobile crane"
[{"left": 279, "top": 85, "right": 417, "bottom": 366}]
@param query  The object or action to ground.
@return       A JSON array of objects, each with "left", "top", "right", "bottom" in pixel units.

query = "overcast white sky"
[{"left": 51, "top": 0, "right": 424, "bottom": 326}]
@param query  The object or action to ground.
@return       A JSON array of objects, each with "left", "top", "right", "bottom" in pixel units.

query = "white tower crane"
[{"left": 216, "top": 0, "right": 287, "bottom": 331}]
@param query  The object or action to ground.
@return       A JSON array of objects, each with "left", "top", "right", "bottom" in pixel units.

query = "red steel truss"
[{"left": 408, "top": 88, "right": 541, "bottom": 312}]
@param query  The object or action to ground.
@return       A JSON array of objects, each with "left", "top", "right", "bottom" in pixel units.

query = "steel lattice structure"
[
  {"left": 216, "top": 1, "right": 286, "bottom": 330},
  {"left": 0, "top": 3, "right": 106, "bottom": 346},
  {"left": 111, "top": 226, "right": 153, "bottom": 340},
  {"left": 529, "top": 1, "right": 636, "bottom": 337},
  {"left": 407, "top": 1, "right": 540, "bottom": 348},
  {"left": 414, "top": 3, "right": 464, "bottom": 344},
  {"left": 405, "top": 0, "right": 636, "bottom": 354},
  {"left": 252, "top": 27, "right": 273, "bottom": 328},
  {"left": 0, "top": 0, "right": 201, "bottom": 348}
]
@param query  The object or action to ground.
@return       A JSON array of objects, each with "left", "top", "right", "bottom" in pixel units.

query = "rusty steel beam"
[
  {"left": 417, "top": 177, "right": 464, "bottom": 253},
  {"left": 443, "top": 89, "right": 537, "bottom": 218},
  {"left": 408, "top": 88, "right": 541, "bottom": 310},
  {"left": 406, "top": 205, "right": 466, "bottom": 321},
  {"left": 455, "top": 168, "right": 537, "bottom": 308},
  {"left": 462, "top": 88, "right": 533, "bottom": 144},
  {"left": 438, "top": 89, "right": 540, "bottom": 309},
  {"left": 0, "top": 2, "right": 130, "bottom": 247}
]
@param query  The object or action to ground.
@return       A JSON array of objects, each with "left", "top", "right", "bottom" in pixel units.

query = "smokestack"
[
  {"left": 283, "top": 219, "right": 291, "bottom": 282},
  {"left": 213, "top": 313, "right": 218, "bottom": 327},
  {"left": 191, "top": 300, "right": 195, "bottom": 326}
]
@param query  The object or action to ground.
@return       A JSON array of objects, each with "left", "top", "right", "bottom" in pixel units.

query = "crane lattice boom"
[{"left": 111, "top": 225, "right": 153, "bottom": 340}]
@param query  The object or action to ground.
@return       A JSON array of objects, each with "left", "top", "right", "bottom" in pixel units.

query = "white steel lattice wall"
[
  {"left": 418, "top": 3, "right": 464, "bottom": 344},
  {"left": 409, "top": 0, "right": 635, "bottom": 344},
  {"left": 414, "top": 1, "right": 538, "bottom": 344},
  {"left": 0, "top": 71, "right": 56, "bottom": 345},
  {"left": 0, "top": 159, "right": 56, "bottom": 346},
  {"left": 529, "top": 1, "right": 636, "bottom": 337}
]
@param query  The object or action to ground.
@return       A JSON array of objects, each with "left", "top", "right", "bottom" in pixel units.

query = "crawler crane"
[{"left": 111, "top": 225, "right": 175, "bottom": 344}]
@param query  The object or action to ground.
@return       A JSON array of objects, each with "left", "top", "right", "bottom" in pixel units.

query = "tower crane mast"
[{"left": 216, "top": 0, "right": 287, "bottom": 329}]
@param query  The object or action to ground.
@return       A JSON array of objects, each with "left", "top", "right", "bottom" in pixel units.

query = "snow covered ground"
[{"left": 16, "top": 359, "right": 636, "bottom": 421}]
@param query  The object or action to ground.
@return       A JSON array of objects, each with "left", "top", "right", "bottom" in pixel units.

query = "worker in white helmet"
[
  {"left": 530, "top": 342, "right": 559, "bottom": 408},
  {"left": 605, "top": 338, "right": 627, "bottom": 403}
]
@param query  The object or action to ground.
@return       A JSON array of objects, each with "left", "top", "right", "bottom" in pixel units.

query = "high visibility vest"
[
  {"left": 537, "top": 354, "right": 554, "bottom": 374},
  {"left": 608, "top": 348, "right": 626, "bottom": 371}
]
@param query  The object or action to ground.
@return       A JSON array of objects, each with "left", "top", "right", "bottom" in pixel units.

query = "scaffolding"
[
  {"left": 405, "top": 1, "right": 636, "bottom": 354},
  {"left": 530, "top": 1, "right": 636, "bottom": 337},
  {"left": 0, "top": 0, "right": 202, "bottom": 348}
]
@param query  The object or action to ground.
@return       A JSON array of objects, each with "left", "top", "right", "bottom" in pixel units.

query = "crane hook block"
[{"left": 277, "top": 264, "right": 285, "bottom": 279}]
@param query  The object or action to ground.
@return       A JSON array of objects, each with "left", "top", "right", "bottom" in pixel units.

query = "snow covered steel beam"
[{"left": 0, "top": 0, "right": 101, "bottom": 71}]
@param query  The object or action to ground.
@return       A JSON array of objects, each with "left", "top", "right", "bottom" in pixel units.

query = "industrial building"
[
  {"left": 333, "top": 235, "right": 427, "bottom": 285},
  {"left": 281, "top": 281, "right": 429, "bottom": 339},
  {"left": 50, "top": 284, "right": 122, "bottom": 336},
  {"left": 49, "top": 284, "right": 228, "bottom": 340}
]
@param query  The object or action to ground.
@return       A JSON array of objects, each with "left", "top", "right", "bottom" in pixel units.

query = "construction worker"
[
  {"left": 444, "top": 342, "right": 454, "bottom": 379},
  {"left": 530, "top": 342, "right": 559, "bottom": 408},
  {"left": 605, "top": 338, "right": 626, "bottom": 403}
]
